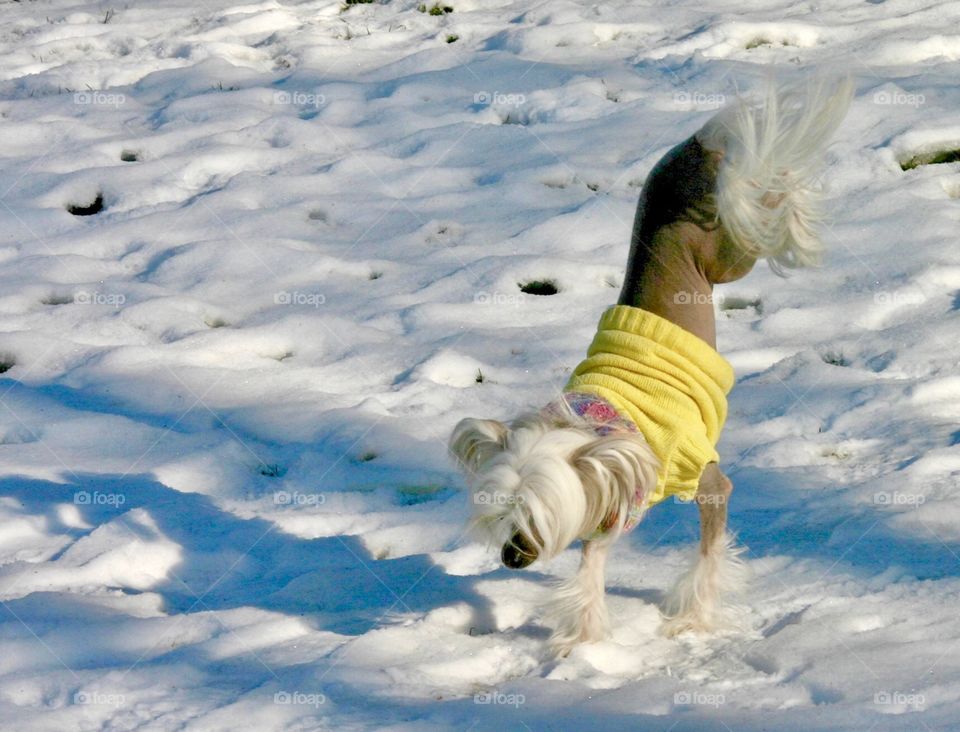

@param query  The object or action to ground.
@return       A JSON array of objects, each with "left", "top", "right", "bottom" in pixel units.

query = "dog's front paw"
[
  {"left": 548, "top": 612, "right": 611, "bottom": 657},
  {"left": 661, "top": 533, "right": 749, "bottom": 638},
  {"left": 661, "top": 604, "right": 750, "bottom": 638},
  {"left": 549, "top": 636, "right": 577, "bottom": 659},
  {"left": 660, "top": 611, "right": 716, "bottom": 638},
  {"left": 549, "top": 624, "right": 608, "bottom": 658}
]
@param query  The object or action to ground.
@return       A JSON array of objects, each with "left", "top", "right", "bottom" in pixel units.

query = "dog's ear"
[
  {"left": 449, "top": 418, "right": 508, "bottom": 473},
  {"left": 570, "top": 434, "right": 660, "bottom": 526}
]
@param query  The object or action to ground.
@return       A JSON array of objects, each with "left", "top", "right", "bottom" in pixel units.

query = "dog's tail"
[{"left": 696, "top": 77, "right": 853, "bottom": 273}]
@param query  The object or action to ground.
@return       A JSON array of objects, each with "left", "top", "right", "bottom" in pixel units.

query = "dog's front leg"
[
  {"left": 697, "top": 462, "right": 732, "bottom": 555},
  {"left": 549, "top": 539, "right": 611, "bottom": 656},
  {"left": 662, "top": 463, "right": 747, "bottom": 636}
]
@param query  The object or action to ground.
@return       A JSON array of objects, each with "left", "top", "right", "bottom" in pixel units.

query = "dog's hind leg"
[
  {"left": 661, "top": 463, "right": 747, "bottom": 636},
  {"left": 549, "top": 539, "right": 611, "bottom": 656}
]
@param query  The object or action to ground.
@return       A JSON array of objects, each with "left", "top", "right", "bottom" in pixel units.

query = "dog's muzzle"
[{"left": 501, "top": 530, "right": 538, "bottom": 569}]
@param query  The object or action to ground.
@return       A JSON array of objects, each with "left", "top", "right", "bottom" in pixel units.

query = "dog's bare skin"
[
  {"left": 619, "top": 137, "right": 757, "bottom": 348},
  {"left": 695, "top": 463, "right": 733, "bottom": 556},
  {"left": 617, "top": 136, "right": 751, "bottom": 583}
]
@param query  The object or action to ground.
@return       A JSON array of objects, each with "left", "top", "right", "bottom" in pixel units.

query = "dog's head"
[{"left": 449, "top": 414, "right": 659, "bottom": 568}]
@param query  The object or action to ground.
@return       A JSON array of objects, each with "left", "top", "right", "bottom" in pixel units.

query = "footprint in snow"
[
  {"left": 519, "top": 279, "right": 559, "bottom": 296},
  {"left": 899, "top": 145, "right": 960, "bottom": 171},
  {"left": 67, "top": 192, "right": 105, "bottom": 216},
  {"left": 720, "top": 294, "right": 762, "bottom": 320}
]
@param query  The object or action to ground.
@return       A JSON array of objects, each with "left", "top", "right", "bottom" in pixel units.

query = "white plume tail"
[{"left": 696, "top": 77, "right": 853, "bottom": 272}]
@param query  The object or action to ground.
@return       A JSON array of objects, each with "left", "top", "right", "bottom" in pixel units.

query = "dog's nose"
[{"left": 501, "top": 531, "right": 538, "bottom": 569}]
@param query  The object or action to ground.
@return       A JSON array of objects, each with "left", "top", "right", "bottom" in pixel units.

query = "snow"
[{"left": 1, "top": 0, "right": 959, "bottom": 729}]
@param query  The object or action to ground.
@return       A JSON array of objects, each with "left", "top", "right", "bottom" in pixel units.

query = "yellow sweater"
[{"left": 565, "top": 305, "right": 735, "bottom": 506}]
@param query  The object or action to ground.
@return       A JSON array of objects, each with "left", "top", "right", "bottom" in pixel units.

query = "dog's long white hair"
[
  {"left": 450, "top": 413, "right": 659, "bottom": 560},
  {"left": 696, "top": 77, "right": 853, "bottom": 272},
  {"left": 450, "top": 412, "right": 660, "bottom": 653}
]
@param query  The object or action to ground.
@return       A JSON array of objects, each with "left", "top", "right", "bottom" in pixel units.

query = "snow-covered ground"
[{"left": 1, "top": 0, "right": 959, "bottom": 729}]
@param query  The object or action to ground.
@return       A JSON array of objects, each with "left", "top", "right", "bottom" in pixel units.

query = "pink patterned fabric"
[
  {"left": 540, "top": 392, "right": 649, "bottom": 535},
  {"left": 540, "top": 391, "right": 638, "bottom": 436}
]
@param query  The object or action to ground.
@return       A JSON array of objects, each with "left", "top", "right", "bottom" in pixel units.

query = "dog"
[{"left": 450, "top": 78, "right": 852, "bottom": 656}]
